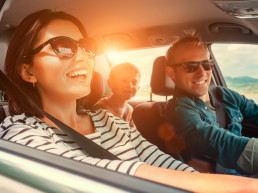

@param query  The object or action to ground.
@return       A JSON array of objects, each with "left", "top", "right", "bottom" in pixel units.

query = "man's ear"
[
  {"left": 166, "top": 66, "right": 176, "bottom": 82},
  {"left": 20, "top": 63, "right": 37, "bottom": 83}
]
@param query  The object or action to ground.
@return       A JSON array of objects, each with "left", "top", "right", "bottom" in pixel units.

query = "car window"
[
  {"left": 107, "top": 46, "right": 169, "bottom": 101},
  {"left": 211, "top": 43, "right": 258, "bottom": 103}
]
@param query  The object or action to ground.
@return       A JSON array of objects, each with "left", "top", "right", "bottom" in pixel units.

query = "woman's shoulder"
[
  {"left": 89, "top": 108, "right": 125, "bottom": 123},
  {"left": 1, "top": 113, "right": 32, "bottom": 125},
  {"left": 0, "top": 113, "right": 47, "bottom": 130}
]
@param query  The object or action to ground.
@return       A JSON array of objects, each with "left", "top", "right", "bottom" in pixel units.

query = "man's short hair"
[
  {"left": 109, "top": 62, "right": 141, "bottom": 80},
  {"left": 165, "top": 31, "right": 207, "bottom": 66}
]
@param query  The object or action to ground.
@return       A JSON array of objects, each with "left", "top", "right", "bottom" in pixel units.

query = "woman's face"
[{"left": 27, "top": 19, "right": 94, "bottom": 103}]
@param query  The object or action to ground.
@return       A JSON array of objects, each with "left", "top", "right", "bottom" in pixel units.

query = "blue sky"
[{"left": 211, "top": 44, "right": 258, "bottom": 79}]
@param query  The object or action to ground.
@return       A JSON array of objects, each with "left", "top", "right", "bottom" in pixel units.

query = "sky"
[{"left": 211, "top": 44, "right": 258, "bottom": 79}]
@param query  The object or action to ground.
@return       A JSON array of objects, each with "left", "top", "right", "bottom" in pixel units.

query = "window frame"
[{"left": 208, "top": 44, "right": 228, "bottom": 87}]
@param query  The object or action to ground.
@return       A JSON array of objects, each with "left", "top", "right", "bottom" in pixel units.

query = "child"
[{"left": 92, "top": 62, "right": 140, "bottom": 128}]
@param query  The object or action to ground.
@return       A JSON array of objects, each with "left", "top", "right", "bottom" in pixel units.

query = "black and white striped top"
[{"left": 0, "top": 109, "right": 197, "bottom": 175}]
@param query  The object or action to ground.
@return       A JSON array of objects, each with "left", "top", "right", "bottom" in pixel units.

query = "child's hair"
[{"left": 109, "top": 62, "right": 141, "bottom": 80}]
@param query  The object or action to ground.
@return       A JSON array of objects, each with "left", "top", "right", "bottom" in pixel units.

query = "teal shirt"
[{"left": 164, "top": 86, "right": 258, "bottom": 172}]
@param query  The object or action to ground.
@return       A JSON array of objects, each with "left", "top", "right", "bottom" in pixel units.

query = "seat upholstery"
[
  {"left": 77, "top": 71, "right": 105, "bottom": 112},
  {"left": 133, "top": 56, "right": 178, "bottom": 155},
  {"left": 0, "top": 28, "right": 15, "bottom": 71},
  {"left": 133, "top": 101, "right": 167, "bottom": 152},
  {"left": 150, "top": 56, "right": 174, "bottom": 96}
]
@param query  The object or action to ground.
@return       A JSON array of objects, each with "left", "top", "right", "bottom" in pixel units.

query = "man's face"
[
  {"left": 168, "top": 42, "right": 212, "bottom": 101},
  {"left": 108, "top": 70, "right": 140, "bottom": 101}
]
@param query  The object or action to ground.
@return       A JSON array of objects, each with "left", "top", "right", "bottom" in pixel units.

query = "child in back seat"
[{"left": 92, "top": 62, "right": 141, "bottom": 128}]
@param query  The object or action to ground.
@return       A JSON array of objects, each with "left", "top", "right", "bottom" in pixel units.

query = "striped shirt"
[{"left": 0, "top": 109, "right": 197, "bottom": 175}]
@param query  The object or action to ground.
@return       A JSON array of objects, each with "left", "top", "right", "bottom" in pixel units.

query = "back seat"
[{"left": 133, "top": 56, "right": 175, "bottom": 154}]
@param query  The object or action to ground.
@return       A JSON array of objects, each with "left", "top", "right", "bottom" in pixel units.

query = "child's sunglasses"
[
  {"left": 173, "top": 60, "right": 214, "bottom": 73},
  {"left": 25, "top": 36, "right": 97, "bottom": 61}
]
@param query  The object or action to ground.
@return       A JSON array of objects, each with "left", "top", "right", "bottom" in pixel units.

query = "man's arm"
[
  {"left": 220, "top": 87, "right": 258, "bottom": 125},
  {"left": 164, "top": 99, "right": 249, "bottom": 170}
]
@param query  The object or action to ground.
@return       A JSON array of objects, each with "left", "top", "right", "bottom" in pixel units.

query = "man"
[{"left": 164, "top": 32, "right": 258, "bottom": 175}]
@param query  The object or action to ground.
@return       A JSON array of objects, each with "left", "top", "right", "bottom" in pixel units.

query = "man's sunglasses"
[
  {"left": 173, "top": 60, "right": 214, "bottom": 73},
  {"left": 25, "top": 36, "right": 97, "bottom": 61}
]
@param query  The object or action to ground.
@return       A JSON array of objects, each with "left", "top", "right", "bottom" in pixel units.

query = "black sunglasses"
[
  {"left": 25, "top": 36, "right": 97, "bottom": 61},
  {"left": 173, "top": 60, "right": 214, "bottom": 73}
]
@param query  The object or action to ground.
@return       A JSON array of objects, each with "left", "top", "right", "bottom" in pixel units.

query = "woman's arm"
[{"left": 135, "top": 164, "right": 257, "bottom": 193}]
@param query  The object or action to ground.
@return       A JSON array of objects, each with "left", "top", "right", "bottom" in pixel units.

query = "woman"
[{"left": 0, "top": 9, "right": 257, "bottom": 192}]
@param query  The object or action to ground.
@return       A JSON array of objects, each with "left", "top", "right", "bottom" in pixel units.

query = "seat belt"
[
  {"left": 0, "top": 70, "right": 119, "bottom": 160},
  {"left": 209, "top": 82, "right": 227, "bottom": 174},
  {"left": 209, "top": 85, "right": 227, "bottom": 129}
]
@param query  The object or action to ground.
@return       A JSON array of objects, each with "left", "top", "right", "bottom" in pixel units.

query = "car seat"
[
  {"left": 76, "top": 71, "right": 105, "bottom": 112},
  {"left": 132, "top": 56, "right": 177, "bottom": 155}
]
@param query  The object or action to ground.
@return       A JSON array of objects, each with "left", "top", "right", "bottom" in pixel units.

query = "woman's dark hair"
[{"left": 5, "top": 9, "right": 87, "bottom": 117}]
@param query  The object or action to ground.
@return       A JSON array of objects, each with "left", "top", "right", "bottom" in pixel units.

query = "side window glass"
[{"left": 211, "top": 44, "right": 258, "bottom": 103}]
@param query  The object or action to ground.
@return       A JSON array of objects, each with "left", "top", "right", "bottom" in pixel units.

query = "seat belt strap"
[
  {"left": 209, "top": 83, "right": 228, "bottom": 174},
  {"left": 0, "top": 70, "right": 119, "bottom": 160},
  {"left": 209, "top": 85, "right": 227, "bottom": 129}
]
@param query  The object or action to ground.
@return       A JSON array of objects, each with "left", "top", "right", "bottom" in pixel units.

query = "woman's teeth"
[{"left": 68, "top": 70, "right": 87, "bottom": 78}]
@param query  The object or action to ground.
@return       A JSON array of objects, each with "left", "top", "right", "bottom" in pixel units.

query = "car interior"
[{"left": 1, "top": 0, "right": 258, "bottom": 191}]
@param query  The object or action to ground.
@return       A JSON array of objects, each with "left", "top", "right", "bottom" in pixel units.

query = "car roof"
[{"left": 1, "top": 0, "right": 258, "bottom": 54}]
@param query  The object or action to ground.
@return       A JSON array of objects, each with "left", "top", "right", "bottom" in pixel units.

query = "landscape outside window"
[{"left": 211, "top": 44, "right": 258, "bottom": 103}]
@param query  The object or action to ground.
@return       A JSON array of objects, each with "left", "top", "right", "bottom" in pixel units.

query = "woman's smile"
[{"left": 67, "top": 68, "right": 88, "bottom": 81}]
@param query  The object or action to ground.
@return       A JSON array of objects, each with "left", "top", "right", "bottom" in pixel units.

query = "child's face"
[{"left": 109, "top": 70, "right": 140, "bottom": 101}]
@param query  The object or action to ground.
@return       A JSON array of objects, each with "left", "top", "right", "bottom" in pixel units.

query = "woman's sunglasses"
[
  {"left": 173, "top": 60, "right": 214, "bottom": 73},
  {"left": 25, "top": 36, "right": 97, "bottom": 61}
]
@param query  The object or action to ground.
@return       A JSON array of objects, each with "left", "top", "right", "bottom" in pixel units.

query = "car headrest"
[
  {"left": 77, "top": 71, "right": 105, "bottom": 111},
  {"left": 150, "top": 56, "right": 175, "bottom": 96},
  {"left": 0, "top": 28, "right": 16, "bottom": 72}
]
